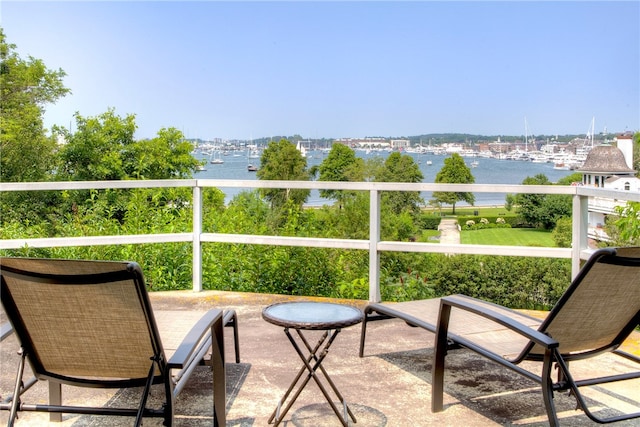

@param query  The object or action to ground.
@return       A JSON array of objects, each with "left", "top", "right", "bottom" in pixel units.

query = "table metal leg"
[
  {"left": 269, "top": 328, "right": 357, "bottom": 426},
  {"left": 268, "top": 329, "right": 329, "bottom": 425},
  {"left": 296, "top": 329, "right": 357, "bottom": 423}
]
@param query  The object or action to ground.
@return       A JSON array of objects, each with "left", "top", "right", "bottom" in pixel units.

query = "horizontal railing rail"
[{"left": 2, "top": 180, "right": 640, "bottom": 301}]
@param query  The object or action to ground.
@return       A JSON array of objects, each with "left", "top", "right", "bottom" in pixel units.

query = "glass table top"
[{"left": 262, "top": 301, "right": 363, "bottom": 330}]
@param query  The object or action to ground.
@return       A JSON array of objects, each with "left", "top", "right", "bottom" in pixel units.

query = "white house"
[{"left": 577, "top": 134, "right": 639, "bottom": 241}]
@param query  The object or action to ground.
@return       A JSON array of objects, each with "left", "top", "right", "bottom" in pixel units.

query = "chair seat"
[{"left": 368, "top": 297, "right": 543, "bottom": 359}]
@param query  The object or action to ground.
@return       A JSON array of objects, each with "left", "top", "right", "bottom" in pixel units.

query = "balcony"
[
  {"left": 1, "top": 290, "right": 639, "bottom": 426},
  {"left": 1, "top": 180, "right": 639, "bottom": 425}
]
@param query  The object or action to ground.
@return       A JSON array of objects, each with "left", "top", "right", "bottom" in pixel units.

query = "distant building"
[
  {"left": 390, "top": 139, "right": 410, "bottom": 151},
  {"left": 577, "top": 134, "right": 639, "bottom": 241}
]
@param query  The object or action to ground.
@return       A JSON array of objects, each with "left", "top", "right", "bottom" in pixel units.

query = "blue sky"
[{"left": 2, "top": 1, "right": 639, "bottom": 140}]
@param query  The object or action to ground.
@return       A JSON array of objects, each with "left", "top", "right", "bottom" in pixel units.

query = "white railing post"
[
  {"left": 571, "top": 193, "right": 589, "bottom": 279},
  {"left": 192, "top": 183, "right": 203, "bottom": 292},
  {"left": 369, "top": 188, "right": 381, "bottom": 302}
]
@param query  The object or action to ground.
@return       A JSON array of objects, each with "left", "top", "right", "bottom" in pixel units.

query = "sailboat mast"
[{"left": 524, "top": 117, "right": 528, "bottom": 152}]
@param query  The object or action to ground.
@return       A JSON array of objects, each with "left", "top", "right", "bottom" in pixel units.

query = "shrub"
[{"left": 431, "top": 254, "right": 571, "bottom": 309}]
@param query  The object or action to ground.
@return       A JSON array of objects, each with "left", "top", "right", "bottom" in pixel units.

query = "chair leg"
[
  {"left": 212, "top": 315, "right": 226, "bottom": 427},
  {"left": 224, "top": 310, "right": 240, "bottom": 363},
  {"left": 431, "top": 303, "right": 452, "bottom": 413},
  {"left": 48, "top": 381, "right": 62, "bottom": 422},
  {"left": 359, "top": 310, "right": 369, "bottom": 357},
  {"left": 541, "top": 349, "right": 560, "bottom": 427},
  {"left": 8, "top": 349, "right": 27, "bottom": 427},
  {"left": 136, "top": 361, "right": 157, "bottom": 427}
]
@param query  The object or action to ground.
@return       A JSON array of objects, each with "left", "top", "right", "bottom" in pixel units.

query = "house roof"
[
  {"left": 578, "top": 145, "right": 636, "bottom": 174},
  {"left": 605, "top": 175, "right": 640, "bottom": 184}
]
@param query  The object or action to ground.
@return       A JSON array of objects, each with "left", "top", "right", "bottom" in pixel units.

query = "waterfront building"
[{"left": 577, "top": 134, "right": 639, "bottom": 241}]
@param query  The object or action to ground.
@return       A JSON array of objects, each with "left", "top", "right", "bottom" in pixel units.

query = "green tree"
[
  {"left": 256, "top": 139, "right": 310, "bottom": 209},
  {"left": 552, "top": 216, "right": 572, "bottom": 247},
  {"left": 556, "top": 172, "right": 583, "bottom": 186},
  {"left": 432, "top": 153, "right": 475, "bottom": 214},
  {"left": 377, "top": 152, "right": 424, "bottom": 215},
  {"left": 56, "top": 109, "right": 137, "bottom": 181},
  {"left": 317, "top": 143, "right": 364, "bottom": 207},
  {"left": 0, "top": 28, "right": 70, "bottom": 182},
  {"left": 610, "top": 201, "right": 640, "bottom": 245},
  {"left": 124, "top": 127, "right": 199, "bottom": 179},
  {"left": 513, "top": 174, "right": 571, "bottom": 229}
]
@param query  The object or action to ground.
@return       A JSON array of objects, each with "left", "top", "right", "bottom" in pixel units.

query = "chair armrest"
[
  {"left": 167, "top": 309, "right": 223, "bottom": 369},
  {"left": 441, "top": 295, "right": 558, "bottom": 349},
  {"left": 1, "top": 322, "right": 13, "bottom": 341}
]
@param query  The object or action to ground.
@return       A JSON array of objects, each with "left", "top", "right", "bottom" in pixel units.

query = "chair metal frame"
[
  {"left": 361, "top": 247, "right": 640, "bottom": 426},
  {"left": 0, "top": 257, "right": 227, "bottom": 426}
]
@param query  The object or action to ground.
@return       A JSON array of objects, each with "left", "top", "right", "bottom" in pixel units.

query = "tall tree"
[
  {"left": 56, "top": 109, "right": 137, "bottom": 181},
  {"left": 432, "top": 153, "right": 475, "bottom": 214},
  {"left": 256, "top": 139, "right": 310, "bottom": 209},
  {"left": 0, "top": 28, "right": 70, "bottom": 182},
  {"left": 377, "top": 151, "right": 424, "bottom": 215},
  {"left": 317, "top": 143, "right": 363, "bottom": 208}
]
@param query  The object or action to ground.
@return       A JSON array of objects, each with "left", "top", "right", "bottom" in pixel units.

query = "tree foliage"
[
  {"left": 56, "top": 110, "right": 198, "bottom": 181},
  {"left": 317, "top": 143, "right": 363, "bottom": 205},
  {"left": 512, "top": 174, "right": 572, "bottom": 230},
  {"left": 0, "top": 28, "right": 70, "bottom": 182},
  {"left": 376, "top": 152, "right": 424, "bottom": 215},
  {"left": 610, "top": 201, "right": 640, "bottom": 245},
  {"left": 256, "top": 139, "right": 310, "bottom": 209},
  {"left": 56, "top": 110, "right": 137, "bottom": 181},
  {"left": 432, "top": 153, "right": 475, "bottom": 214}
]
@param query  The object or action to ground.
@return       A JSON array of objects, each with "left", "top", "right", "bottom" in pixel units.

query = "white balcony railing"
[{"left": 2, "top": 180, "right": 640, "bottom": 302}]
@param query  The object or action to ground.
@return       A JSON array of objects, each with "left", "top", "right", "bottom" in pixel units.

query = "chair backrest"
[
  {"left": 0, "top": 257, "right": 165, "bottom": 386},
  {"left": 532, "top": 247, "right": 640, "bottom": 357}
]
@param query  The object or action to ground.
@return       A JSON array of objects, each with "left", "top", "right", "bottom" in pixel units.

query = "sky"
[{"left": 2, "top": 1, "right": 639, "bottom": 140}]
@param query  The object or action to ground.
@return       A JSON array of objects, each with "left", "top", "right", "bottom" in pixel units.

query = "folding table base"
[{"left": 268, "top": 327, "right": 357, "bottom": 426}]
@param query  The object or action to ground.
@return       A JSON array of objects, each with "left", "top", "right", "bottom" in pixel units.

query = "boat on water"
[
  {"left": 470, "top": 160, "right": 479, "bottom": 168},
  {"left": 296, "top": 141, "right": 307, "bottom": 158},
  {"left": 426, "top": 160, "right": 433, "bottom": 166},
  {"left": 210, "top": 151, "right": 224, "bottom": 164},
  {"left": 247, "top": 164, "right": 258, "bottom": 172}
]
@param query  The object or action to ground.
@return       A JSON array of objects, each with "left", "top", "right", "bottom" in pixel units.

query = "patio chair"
[
  {"left": 360, "top": 247, "right": 640, "bottom": 426},
  {"left": 0, "top": 257, "right": 229, "bottom": 426}
]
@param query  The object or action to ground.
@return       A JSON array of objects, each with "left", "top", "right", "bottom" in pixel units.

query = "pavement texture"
[
  {"left": 437, "top": 219, "right": 461, "bottom": 245},
  {"left": 1, "top": 290, "right": 639, "bottom": 426}
]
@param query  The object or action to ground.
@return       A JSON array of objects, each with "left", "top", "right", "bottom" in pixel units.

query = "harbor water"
[{"left": 193, "top": 150, "right": 576, "bottom": 207}]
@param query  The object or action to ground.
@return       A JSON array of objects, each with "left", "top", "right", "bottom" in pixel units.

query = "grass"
[{"left": 461, "top": 227, "right": 555, "bottom": 246}]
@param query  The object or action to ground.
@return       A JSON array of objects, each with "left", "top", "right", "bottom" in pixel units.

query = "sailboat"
[
  {"left": 210, "top": 151, "right": 224, "bottom": 164},
  {"left": 296, "top": 141, "right": 307, "bottom": 158}
]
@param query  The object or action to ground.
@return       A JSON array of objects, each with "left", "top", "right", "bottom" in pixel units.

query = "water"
[{"left": 193, "top": 150, "right": 576, "bottom": 207}]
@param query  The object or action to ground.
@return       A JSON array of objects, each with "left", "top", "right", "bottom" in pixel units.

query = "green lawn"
[{"left": 460, "top": 227, "right": 555, "bottom": 246}]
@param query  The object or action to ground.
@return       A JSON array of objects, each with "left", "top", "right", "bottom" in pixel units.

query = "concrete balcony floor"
[{"left": 1, "top": 290, "right": 639, "bottom": 426}]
